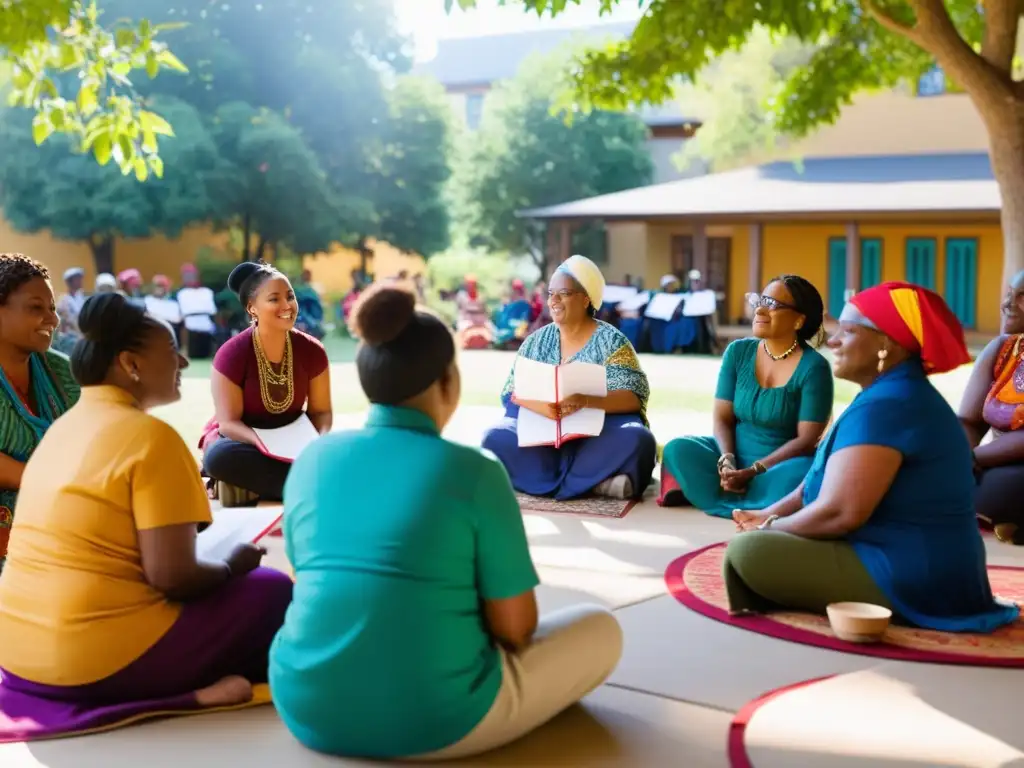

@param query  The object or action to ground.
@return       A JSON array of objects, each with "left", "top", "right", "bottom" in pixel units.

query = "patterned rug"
[
  {"left": 727, "top": 677, "right": 832, "bottom": 768},
  {"left": 515, "top": 493, "right": 636, "bottom": 518},
  {"left": 665, "top": 542, "right": 1024, "bottom": 667}
]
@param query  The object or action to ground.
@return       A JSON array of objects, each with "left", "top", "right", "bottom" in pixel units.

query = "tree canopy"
[
  {"left": 2, "top": 0, "right": 190, "bottom": 179},
  {"left": 0, "top": 0, "right": 455, "bottom": 271},
  {"left": 0, "top": 95, "right": 221, "bottom": 273},
  {"left": 450, "top": 0, "right": 1024, "bottom": 284},
  {"left": 457, "top": 52, "right": 653, "bottom": 271}
]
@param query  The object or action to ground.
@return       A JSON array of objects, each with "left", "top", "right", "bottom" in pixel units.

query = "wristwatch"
[{"left": 758, "top": 514, "right": 779, "bottom": 530}]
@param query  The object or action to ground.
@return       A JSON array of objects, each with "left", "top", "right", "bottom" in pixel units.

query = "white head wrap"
[
  {"left": 660, "top": 274, "right": 679, "bottom": 290},
  {"left": 95, "top": 272, "right": 117, "bottom": 289},
  {"left": 688, "top": 269, "right": 702, "bottom": 280},
  {"left": 556, "top": 254, "right": 605, "bottom": 311},
  {"left": 63, "top": 267, "right": 85, "bottom": 282}
]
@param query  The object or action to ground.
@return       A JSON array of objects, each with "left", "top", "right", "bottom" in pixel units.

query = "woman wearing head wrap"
[
  {"left": 176, "top": 263, "right": 219, "bottom": 359},
  {"left": 483, "top": 255, "right": 657, "bottom": 501},
  {"left": 493, "top": 278, "right": 532, "bottom": 350},
  {"left": 94, "top": 272, "right": 117, "bottom": 295},
  {"left": 270, "top": 283, "right": 622, "bottom": 761},
  {"left": 660, "top": 275, "right": 833, "bottom": 518},
  {"left": 723, "top": 282, "right": 1018, "bottom": 633},
  {"left": 455, "top": 275, "right": 493, "bottom": 349}
]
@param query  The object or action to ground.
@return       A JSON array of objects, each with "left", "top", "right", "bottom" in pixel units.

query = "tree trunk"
[
  {"left": 254, "top": 236, "right": 268, "bottom": 262},
  {"left": 358, "top": 238, "right": 373, "bottom": 278},
  {"left": 985, "top": 106, "right": 1024, "bottom": 293},
  {"left": 89, "top": 235, "right": 115, "bottom": 275},
  {"left": 241, "top": 212, "right": 252, "bottom": 262}
]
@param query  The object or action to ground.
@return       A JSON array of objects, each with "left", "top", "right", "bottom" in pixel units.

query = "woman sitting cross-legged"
[
  {"left": 0, "top": 293, "right": 293, "bottom": 738},
  {"left": 722, "top": 282, "right": 1019, "bottom": 633},
  {"left": 270, "top": 283, "right": 622, "bottom": 761},
  {"left": 482, "top": 255, "right": 657, "bottom": 501},
  {"left": 959, "top": 269, "right": 1024, "bottom": 544},
  {"left": 0, "top": 253, "right": 80, "bottom": 573},
  {"left": 660, "top": 275, "right": 833, "bottom": 517},
  {"left": 201, "top": 262, "right": 332, "bottom": 506}
]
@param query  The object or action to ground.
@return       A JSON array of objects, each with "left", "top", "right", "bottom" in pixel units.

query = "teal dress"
[
  {"left": 0, "top": 350, "right": 80, "bottom": 572},
  {"left": 270, "top": 405, "right": 540, "bottom": 759},
  {"left": 662, "top": 338, "right": 833, "bottom": 518}
]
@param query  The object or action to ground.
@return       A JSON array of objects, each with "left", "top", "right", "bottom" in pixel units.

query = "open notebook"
[
  {"left": 253, "top": 414, "right": 319, "bottom": 463},
  {"left": 513, "top": 357, "right": 607, "bottom": 448},
  {"left": 197, "top": 506, "right": 284, "bottom": 562}
]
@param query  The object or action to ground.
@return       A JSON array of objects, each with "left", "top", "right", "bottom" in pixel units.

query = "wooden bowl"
[{"left": 826, "top": 602, "right": 892, "bottom": 643}]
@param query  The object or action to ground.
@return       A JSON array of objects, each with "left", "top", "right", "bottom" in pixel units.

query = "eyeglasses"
[
  {"left": 547, "top": 289, "right": 579, "bottom": 301},
  {"left": 746, "top": 292, "right": 797, "bottom": 312}
]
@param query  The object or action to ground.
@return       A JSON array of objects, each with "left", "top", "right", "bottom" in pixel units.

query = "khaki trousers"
[{"left": 413, "top": 604, "right": 623, "bottom": 762}]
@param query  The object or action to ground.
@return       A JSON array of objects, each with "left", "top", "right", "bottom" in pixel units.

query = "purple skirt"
[{"left": 0, "top": 567, "right": 292, "bottom": 742}]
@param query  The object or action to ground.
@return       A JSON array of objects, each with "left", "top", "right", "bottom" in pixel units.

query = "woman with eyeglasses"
[
  {"left": 659, "top": 275, "right": 834, "bottom": 518},
  {"left": 482, "top": 255, "right": 657, "bottom": 501},
  {"left": 723, "top": 283, "right": 1016, "bottom": 634}
]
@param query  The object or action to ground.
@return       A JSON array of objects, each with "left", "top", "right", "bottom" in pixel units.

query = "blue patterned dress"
[
  {"left": 482, "top": 321, "right": 657, "bottom": 500},
  {"left": 0, "top": 350, "right": 80, "bottom": 573}
]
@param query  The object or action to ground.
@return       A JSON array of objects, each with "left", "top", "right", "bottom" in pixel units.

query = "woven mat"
[
  {"left": 666, "top": 542, "right": 1024, "bottom": 667},
  {"left": 516, "top": 493, "right": 636, "bottom": 518}
]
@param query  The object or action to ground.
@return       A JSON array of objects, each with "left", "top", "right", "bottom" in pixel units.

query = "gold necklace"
[
  {"left": 763, "top": 339, "right": 798, "bottom": 361},
  {"left": 252, "top": 329, "right": 294, "bottom": 414}
]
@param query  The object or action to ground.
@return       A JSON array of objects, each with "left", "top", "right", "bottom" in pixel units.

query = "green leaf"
[
  {"left": 141, "top": 128, "right": 157, "bottom": 153},
  {"left": 155, "top": 49, "right": 189, "bottom": 73},
  {"left": 77, "top": 84, "right": 98, "bottom": 116},
  {"left": 92, "top": 134, "right": 113, "bottom": 166},
  {"left": 139, "top": 110, "right": 174, "bottom": 136},
  {"left": 133, "top": 155, "right": 149, "bottom": 181},
  {"left": 145, "top": 52, "right": 159, "bottom": 79},
  {"left": 149, "top": 154, "right": 165, "bottom": 178},
  {"left": 31, "top": 114, "right": 54, "bottom": 145}
]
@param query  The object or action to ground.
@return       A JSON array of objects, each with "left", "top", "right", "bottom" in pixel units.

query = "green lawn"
[{"left": 155, "top": 342, "right": 974, "bottom": 452}]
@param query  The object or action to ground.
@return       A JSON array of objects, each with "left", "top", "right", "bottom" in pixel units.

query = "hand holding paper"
[{"left": 513, "top": 358, "right": 607, "bottom": 448}]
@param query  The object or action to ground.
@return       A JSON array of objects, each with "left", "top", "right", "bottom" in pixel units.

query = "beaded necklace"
[
  {"left": 252, "top": 328, "right": 294, "bottom": 414},
  {"left": 762, "top": 338, "right": 798, "bottom": 361}
]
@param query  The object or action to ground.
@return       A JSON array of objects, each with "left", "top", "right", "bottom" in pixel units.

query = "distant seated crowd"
[{"left": 0, "top": 249, "right": 1020, "bottom": 760}]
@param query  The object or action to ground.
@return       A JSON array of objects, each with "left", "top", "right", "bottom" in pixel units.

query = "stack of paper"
[
  {"left": 513, "top": 358, "right": 608, "bottom": 448},
  {"left": 253, "top": 413, "right": 319, "bottom": 463},
  {"left": 644, "top": 293, "right": 686, "bottom": 321},
  {"left": 197, "top": 506, "right": 284, "bottom": 562}
]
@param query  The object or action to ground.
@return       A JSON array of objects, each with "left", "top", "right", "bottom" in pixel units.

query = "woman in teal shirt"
[
  {"left": 660, "top": 275, "right": 834, "bottom": 517},
  {"left": 726, "top": 282, "right": 1018, "bottom": 632},
  {"left": 270, "top": 283, "right": 623, "bottom": 761}
]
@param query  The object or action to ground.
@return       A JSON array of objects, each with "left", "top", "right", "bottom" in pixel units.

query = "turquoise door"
[
  {"left": 860, "top": 238, "right": 883, "bottom": 290},
  {"left": 828, "top": 239, "right": 847, "bottom": 317},
  {"left": 945, "top": 238, "right": 978, "bottom": 329},
  {"left": 905, "top": 238, "right": 937, "bottom": 289}
]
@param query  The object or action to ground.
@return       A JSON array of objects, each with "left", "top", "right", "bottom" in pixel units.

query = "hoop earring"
[{"left": 877, "top": 347, "right": 889, "bottom": 373}]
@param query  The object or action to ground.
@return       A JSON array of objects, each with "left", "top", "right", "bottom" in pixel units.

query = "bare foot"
[{"left": 194, "top": 675, "right": 253, "bottom": 708}]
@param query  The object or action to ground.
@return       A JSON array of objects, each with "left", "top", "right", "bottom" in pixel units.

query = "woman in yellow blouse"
[{"left": 0, "top": 293, "right": 293, "bottom": 741}]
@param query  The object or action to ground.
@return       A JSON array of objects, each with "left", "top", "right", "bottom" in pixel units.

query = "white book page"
[
  {"left": 644, "top": 293, "right": 686, "bottom": 321},
  {"left": 516, "top": 408, "right": 558, "bottom": 447},
  {"left": 602, "top": 285, "right": 639, "bottom": 305},
  {"left": 682, "top": 289, "right": 717, "bottom": 317},
  {"left": 618, "top": 291, "right": 650, "bottom": 312},
  {"left": 144, "top": 296, "right": 182, "bottom": 324},
  {"left": 197, "top": 506, "right": 283, "bottom": 562},
  {"left": 557, "top": 361, "right": 607, "bottom": 398},
  {"left": 253, "top": 413, "right": 319, "bottom": 462},
  {"left": 560, "top": 408, "right": 605, "bottom": 439},
  {"left": 513, "top": 357, "right": 557, "bottom": 403},
  {"left": 176, "top": 287, "right": 218, "bottom": 315}
]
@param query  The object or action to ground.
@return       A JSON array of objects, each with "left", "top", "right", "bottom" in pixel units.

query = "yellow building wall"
[
  {"left": 761, "top": 221, "right": 1004, "bottom": 333},
  {"left": 302, "top": 240, "right": 426, "bottom": 296}
]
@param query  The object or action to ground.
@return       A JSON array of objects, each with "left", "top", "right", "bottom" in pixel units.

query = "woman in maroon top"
[{"left": 202, "top": 262, "right": 332, "bottom": 506}]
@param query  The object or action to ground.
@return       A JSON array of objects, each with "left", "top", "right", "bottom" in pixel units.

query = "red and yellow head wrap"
[{"left": 847, "top": 281, "right": 970, "bottom": 374}]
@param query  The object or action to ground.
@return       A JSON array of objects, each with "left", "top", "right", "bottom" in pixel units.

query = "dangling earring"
[
  {"left": 250, "top": 313, "right": 259, "bottom": 326},
  {"left": 877, "top": 348, "right": 889, "bottom": 373},
  {"left": 130, "top": 370, "right": 140, "bottom": 383}
]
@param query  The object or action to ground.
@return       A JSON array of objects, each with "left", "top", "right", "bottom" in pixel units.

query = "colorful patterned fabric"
[
  {"left": 0, "top": 350, "right": 80, "bottom": 571},
  {"left": 499, "top": 320, "right": 650, "bottom": 421},
  {"left": 983, "top": 334, "right": 1024, "bottom": 432},
  {"left": 847, "top": 281, "right": 970, "bottom": 374}
]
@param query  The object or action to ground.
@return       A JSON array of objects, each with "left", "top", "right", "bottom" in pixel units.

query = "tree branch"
[
  {"left": 863, "top": 0, "right": 923, "bottom": 44},
  {"left": 909, "top": 0, "right": 1017, "bottom": 110},
  {"left": 980, "top": 0, "right": 1020, "bottom": 74}
]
